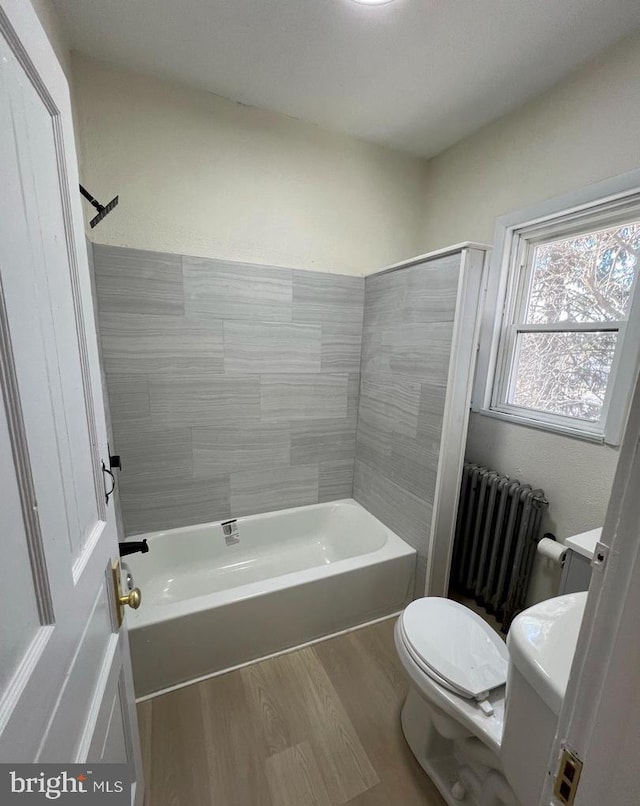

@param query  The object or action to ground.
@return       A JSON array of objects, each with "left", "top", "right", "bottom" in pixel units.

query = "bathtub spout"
[{"left": 119, "top": 539, "right": 149, "bottom": 557}]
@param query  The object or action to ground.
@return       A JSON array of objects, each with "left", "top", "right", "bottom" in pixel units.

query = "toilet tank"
[{"left": 501, "top": 592, "right": 587, "bottom": 806}]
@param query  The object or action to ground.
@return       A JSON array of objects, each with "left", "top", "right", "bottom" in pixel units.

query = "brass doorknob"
[
  {"left": 119, "top": 588, "right": 142, "bottom": 610},
  {"left": 111, "top": 562, "right": 142, "bottom": 627}
]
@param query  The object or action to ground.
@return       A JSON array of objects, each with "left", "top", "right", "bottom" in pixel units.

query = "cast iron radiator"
[{"left": 450, "top": 463, "right": 548, "bottom": 631}]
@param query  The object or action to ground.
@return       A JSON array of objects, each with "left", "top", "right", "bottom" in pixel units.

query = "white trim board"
[
  {"left": 425, "top": 247, "right": 490, "bottom": 597},
  {"left": 472, "top": 168, "right": 640, "bottom": 445},
  {"left": 368, "top": 242, "right": 493, "bottom": 277}
]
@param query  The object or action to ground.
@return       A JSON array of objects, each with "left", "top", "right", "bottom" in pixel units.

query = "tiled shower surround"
[
  {"left": 93, "top": 245, "right": 363, "bottom": 534},
  {"left": 93, "top": 244, "right": 459, "bottom": 593},
  {"left": 354, "top": 255, "right": 460, "bottom": 591}
]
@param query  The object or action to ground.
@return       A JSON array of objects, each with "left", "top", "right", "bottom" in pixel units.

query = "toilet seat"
[
  {"left": 399, "top": 624, "right": 474, "bottom": 697},
  {"left": 394, "top": 619, "right": 506, "bottom": 755},
  {"left": 400, "top": 597, "right": 508, "bottom": 701}
]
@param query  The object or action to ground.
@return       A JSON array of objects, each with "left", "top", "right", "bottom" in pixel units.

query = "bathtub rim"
[{"left": 123, "top": 497, "right": 383, "bottom": 546}]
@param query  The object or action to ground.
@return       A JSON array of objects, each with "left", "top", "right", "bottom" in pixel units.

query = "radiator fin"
[{"left": 451, "top": 463, "right": 548, "bottom": 631}]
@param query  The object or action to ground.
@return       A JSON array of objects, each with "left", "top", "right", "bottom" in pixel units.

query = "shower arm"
[{"left": 79, "top": 184, "right": 119, "bottom": 228}]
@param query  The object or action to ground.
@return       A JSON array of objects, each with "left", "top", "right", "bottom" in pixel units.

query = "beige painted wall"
[
  {"left": 70, "top": 55, "right": 429, "bottom": 275},
  {"left": 421, "top": 32, "right": 640, "bottom": 601},
  {"left": 421, "top": 31, "right": 640, "bottom": 251},
  {"left": 30, "top": 0, "right": 71, "bottom": 79}
]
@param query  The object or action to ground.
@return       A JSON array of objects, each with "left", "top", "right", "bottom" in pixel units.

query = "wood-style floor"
[{"left": 137, "top": 617, "right": 446, "bottom": 805}]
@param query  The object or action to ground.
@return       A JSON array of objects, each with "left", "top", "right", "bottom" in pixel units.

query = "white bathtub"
[{"left": 125, "top": 498, "right": 416, "bottom": 698}]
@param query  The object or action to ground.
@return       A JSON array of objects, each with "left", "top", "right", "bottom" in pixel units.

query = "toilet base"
[{"left": 400, "top": 689, "right": 519, "bottom": 806}]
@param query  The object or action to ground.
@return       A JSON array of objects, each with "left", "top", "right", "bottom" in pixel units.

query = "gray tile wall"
[
  {"left": 93, "top": 245, "right": 363, "bottom": 535},
  {"left": 353, "top": 254, "right": 461, "bottom": 593}
]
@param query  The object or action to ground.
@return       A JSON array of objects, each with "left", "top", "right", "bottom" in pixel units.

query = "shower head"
[
  {"left": 79, "top": 184, "right": 119, "bottom": 228},
  {"left": 89, "top": 195, "right": 119, "bottom": 228}
]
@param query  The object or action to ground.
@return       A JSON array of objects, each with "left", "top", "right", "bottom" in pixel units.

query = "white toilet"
[{"left": 394, "top": 592, "right": 587, "bottom": 806}]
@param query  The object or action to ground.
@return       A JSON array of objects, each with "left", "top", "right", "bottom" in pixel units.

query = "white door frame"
[{"left": 540, "top": 363, "right": 640, "bottom": 804}]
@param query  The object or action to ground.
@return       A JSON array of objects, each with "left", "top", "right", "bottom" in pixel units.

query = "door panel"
[
  {"left": 0, "top": 2, "right": 143, "bottom": 801},
  {"left": 37, "top": 581, "right": 114, "bottom": 761},
  {"left": 2, "top": 7, "right": 102, "bottom": 560},
  {"left": 0, "top": 395, "right": 43, "bottom": 691},
  {"left": 87, "top": 635, "right": 139, "bottom": 767}
]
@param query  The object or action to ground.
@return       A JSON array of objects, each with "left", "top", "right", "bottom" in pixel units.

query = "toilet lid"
[{"left": 401, "top": 597, "right": 508, "bottom": 699}]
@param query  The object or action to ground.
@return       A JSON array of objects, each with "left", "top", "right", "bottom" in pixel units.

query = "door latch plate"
[{"left": 553, "top": 747, "right": 583, "bottom": 805}]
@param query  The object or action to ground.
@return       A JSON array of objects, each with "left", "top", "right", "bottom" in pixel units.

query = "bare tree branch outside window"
[{"left": 508, "top": 221, "right": 640, "bottom": 422}]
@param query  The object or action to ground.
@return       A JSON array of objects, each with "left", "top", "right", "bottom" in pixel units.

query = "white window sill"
[{"left": 472, "top": 406, "right": 607, "bottom": 444}]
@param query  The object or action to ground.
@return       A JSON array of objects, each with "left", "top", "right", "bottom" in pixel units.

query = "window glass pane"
[
  {"left": 525, "top": 221, "right": 640, "bottom": 324},
  {"left": 510, "top": 331, "right": 617, "bottom": 422}
]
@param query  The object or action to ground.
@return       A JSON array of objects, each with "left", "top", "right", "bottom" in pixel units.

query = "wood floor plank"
[
  {"left": 283, "top": 647, "right": 379, "bottom": 803},
  {"left": 148, "top": 683, "right": 213, "bottom": 806},
  {"left": 316, "top": 619, "right": 446, "bottom": 805},
  {"left": 135, "top": 701, "right": 152, "bottom": 806},
  {"left": 361, "top": 617, "right": 408, "bottom": 684},
  {"left": 346, "top": 775, "right": 446, "bottom": 806},
  {"left": 314, "top": 630, "right": 402, "bottom": 761},
  {"left": 240, "top": 654, "right": 299, "bottom": 756},
  {"left": 199, "top": 670, "right": 274, "bottom": 806},
  {"left": 264, "top": 741, "right": 332, "bottom": 806}
]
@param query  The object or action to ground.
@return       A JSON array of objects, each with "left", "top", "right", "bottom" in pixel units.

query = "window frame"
[{"left": 473, "top": 170, "right": 640, "bottom": 445}]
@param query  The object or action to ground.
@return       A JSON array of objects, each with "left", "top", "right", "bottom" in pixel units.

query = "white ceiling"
[{"left": 54, "top": 0, "right": 640, "bottom": 158}]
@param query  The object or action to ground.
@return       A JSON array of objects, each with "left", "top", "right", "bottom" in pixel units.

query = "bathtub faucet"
[{"left": 119, "top": 539, "right": 149, "bottom": 557}]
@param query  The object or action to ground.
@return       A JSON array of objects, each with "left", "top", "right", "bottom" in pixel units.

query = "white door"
[
  {"left": 539, "top": 367, "right": 640, "bottom": 804},
  {"left": 0, "top": 0, "right": 143, "bottom": 801}
]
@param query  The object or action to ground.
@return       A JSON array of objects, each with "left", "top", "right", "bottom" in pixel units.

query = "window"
[{"left": 474, "top": 175, "right": 640, "bottom": 444}]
